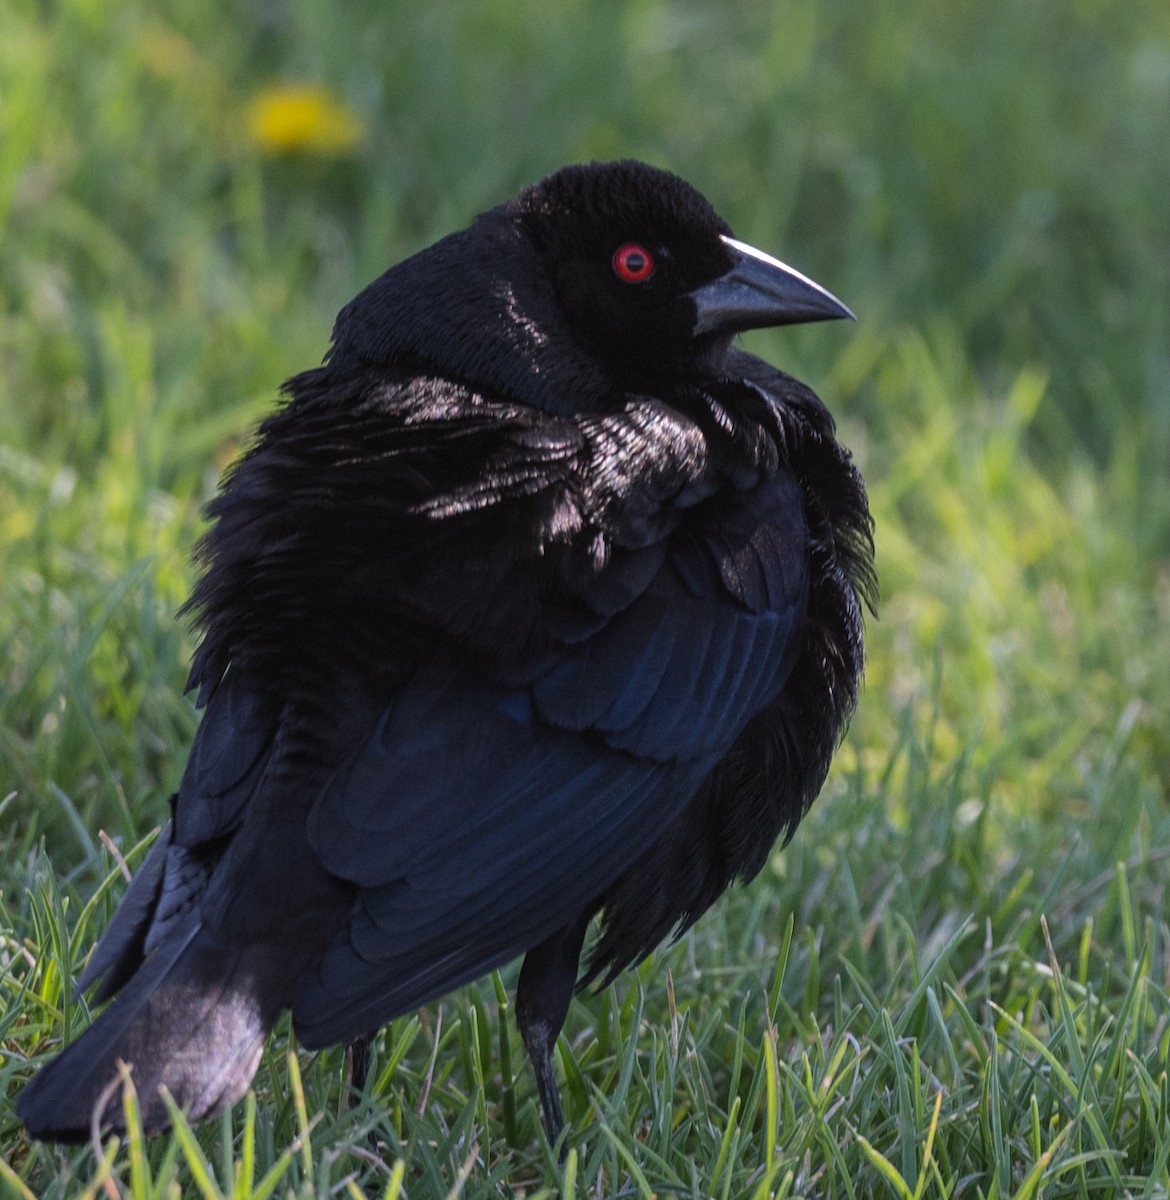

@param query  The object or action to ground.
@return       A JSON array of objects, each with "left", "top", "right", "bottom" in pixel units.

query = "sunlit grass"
[{"left": 2, "top": 0, "right": 1168, "bottom": 1194}]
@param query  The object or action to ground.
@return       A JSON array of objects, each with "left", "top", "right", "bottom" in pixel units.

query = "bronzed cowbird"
[{"left": 19, "top": 159, "right": 875, "bottom": 1150}]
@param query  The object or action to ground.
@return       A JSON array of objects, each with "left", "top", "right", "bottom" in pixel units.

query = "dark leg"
[
  {"left": 515, "top": 910, "right": 593, "bottom": 1157},
  {"left": 346, "top": 1032, "right": 381, "bottom": 1154},
  {"left": 346, "top": 1032, "right": 374, "bottom": 1101}
]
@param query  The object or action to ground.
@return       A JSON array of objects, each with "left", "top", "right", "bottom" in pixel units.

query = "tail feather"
[{"left": 18, "top": 918, "right": 279, "bottom": 1142}]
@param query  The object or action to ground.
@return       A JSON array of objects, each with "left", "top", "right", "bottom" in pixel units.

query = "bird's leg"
[
  {"left": 515, "top": 911, "right": 593, "bottom": 1158},
  {"left": 346, "top": 1032, "right": 374, "bottom": 1101},
  {"left": 345, "top": 1032, "right": 383, "bottom": 1155}
]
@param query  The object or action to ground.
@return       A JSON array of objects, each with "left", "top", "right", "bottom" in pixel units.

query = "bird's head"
[
  {"left": 511, "top": 160, "right": 853, "bottom": 381},
  {"left": 328, "top": 160, "right": 851, "bottom": 413}
]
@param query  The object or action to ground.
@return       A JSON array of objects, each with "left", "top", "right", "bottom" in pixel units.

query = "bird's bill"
[{"left": 689, "top": 235, "right": 855, "bottom": 335}]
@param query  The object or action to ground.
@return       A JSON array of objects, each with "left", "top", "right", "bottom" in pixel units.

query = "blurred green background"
[
  {"left": 3, "top": 0, "right": 1167, "bottom": 849},
  {"left": 3, "top": 0, "right": 1169, "bottom": 1195}
]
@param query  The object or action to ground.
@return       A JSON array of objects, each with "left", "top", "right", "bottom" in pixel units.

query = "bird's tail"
[{"left": 18, "top": 918, "right": 282, "bottom": 1142}]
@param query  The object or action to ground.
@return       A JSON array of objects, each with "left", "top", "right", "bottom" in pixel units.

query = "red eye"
[{"left": 613, "top": 243, "right": 654, "bottom": 283}]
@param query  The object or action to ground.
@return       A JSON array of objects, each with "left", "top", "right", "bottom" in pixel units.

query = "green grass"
[{"left": 2, "top": 0, "right": 1168, "bottom": 1195}]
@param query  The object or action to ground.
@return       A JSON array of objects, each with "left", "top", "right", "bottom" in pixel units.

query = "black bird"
[{"left": 19, "top": 160, "right": 875, "bottom": 1149}]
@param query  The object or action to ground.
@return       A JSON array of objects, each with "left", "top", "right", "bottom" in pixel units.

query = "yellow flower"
[{"left": 247, "top": 83, "right": 364, "bottom": 156}]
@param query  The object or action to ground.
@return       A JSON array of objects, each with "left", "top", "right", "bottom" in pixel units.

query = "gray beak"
[{"left": 690, "top": 235, "right": 855, "bottom": 335}]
